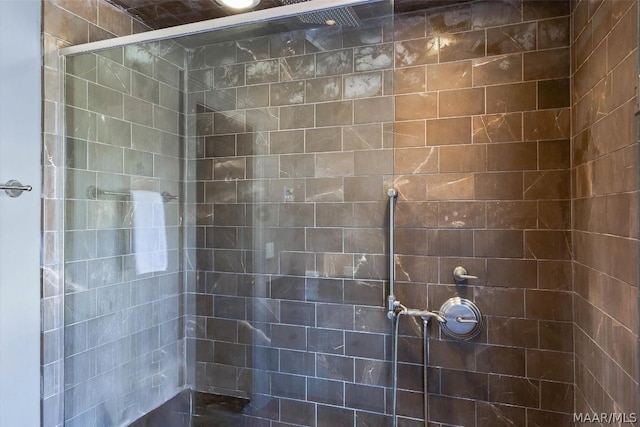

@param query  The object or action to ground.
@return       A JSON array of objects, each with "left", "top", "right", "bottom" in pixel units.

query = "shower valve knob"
[{"left": 453, "top": 266, "right": 478, "bottom": 282}]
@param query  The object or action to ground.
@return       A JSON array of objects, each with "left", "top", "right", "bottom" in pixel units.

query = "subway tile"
[
  {"left": 488, "top": 317, "right": 538, "bottom": 348},
  {"left": 474, "top": 172, "right": 523, "bottom": 200},
  {"left": 427, "top": 61, "right": 472, "bottom": 90},
  {"left": 473, "top": 54, "right": 523, "bottom": 86},
  {"left": 426, "top": 173, "right": 474, "bottom": 200},
  {"left": 279, "top": 54, "right": 315, "bottom": 81},
  {"left": 394, "top": 146, "right": 438, "bottom": 175},
  {"left": 354, "top": 97, "right": 394, "bottom": 124},
  {"left": 344, "top": 72, "right": 383, "bottom": 99},
  {"left": 439, "top": 30, "right": 486, "bottom": 62},
  {"left": 426, "top": 117, "right": 471, "bottom": 145},
  {"left": 539, "top": 78, "right": 570, "bottom": 109},
  {"left": 317, "top": 354, "right": 354, "bottom": 381},
  {"left": 271, "top": 81, "right": 305, "bottom": 106},
  {"left": 526, "top": 289, "right": 573, "bottom": 321},
  {"left": 394, "top": 38, "right": 439, "bottom": 68},
  {"left": 474, "top": 230, "right": 524, "bottom": 258},
  {"left": 317, "top": 101, "right": 353, "bottom": 127},
  {"left": 317, "top": 404, "right": 353, "bottom": 427},
  {"left": 477, "top": 401, "right": 526, "bottom": 427},
  {"left": 280, "top": 105, "right": 314, "bottom": 129},
  {"left": 473, "top": 113, "right": 522, "bottom": 143},
  {"left": 486, "top": 201, "right": 537, "bottom": 229},
  {"left": 394, "top": 12, "right": 426, "bottom": 40},
  {"left": 394, "top": 66, "right": 426, "bottom": 94},
  {"left": 393, "top": 121, "right": 426, "bottom": 147},
  {"left": 438, "top": 201, "right": 486, "bottom": 228},
  {"left": 487, "top": 22, "right": 536, "bottom": 54},
  {"left": 395, "top": 93, "right": 437, "bottom": 121},
  {"left": 428, "top": 395, "right": 475, "bottom": 426},
  {"left": 354, "top": 44, "right": 393, "bottom": 72},
  {"left": 439, "top": 87, "right": 485, "bottom": 117},
  {"left": 307, "top": 378, "right": 344, "bottom": 406},
  {"left": 345, "top": 383, "right": 385, "bottom": 413},
  {"left": 316, "top": 49, "right": 354, "bottom": 77},
  {"left": 489, "top": 374, "right": 539, "bottom": 407},
  {"left": 523, "top": 48, "right": 570, "bottom": 80},
  {"left": 306, "top": 76, "right": 342, "bottom": 103},
  {"left": 486, "top": 82, "right": 536, "bottom": 113},
  {"left": 440, "top": 144, "right": 486, "bottom": 173}
]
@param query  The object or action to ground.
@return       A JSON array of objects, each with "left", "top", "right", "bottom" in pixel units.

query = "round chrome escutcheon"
[{"left": 438, "top": 297, "right": 483, "bottom": 340}]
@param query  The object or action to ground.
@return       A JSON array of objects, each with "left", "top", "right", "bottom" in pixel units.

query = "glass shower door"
[{"left": 181, "top": 3, "right": 396, "bottom": 424}]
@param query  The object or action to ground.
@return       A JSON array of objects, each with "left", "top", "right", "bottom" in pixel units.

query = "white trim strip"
[{"left": 59, "top": 0, "right": 381, "bottom": 56}]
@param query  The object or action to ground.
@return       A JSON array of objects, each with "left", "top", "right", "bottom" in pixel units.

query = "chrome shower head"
[{"left": 281, "top": 0, "right": 361, "bottom": 27}]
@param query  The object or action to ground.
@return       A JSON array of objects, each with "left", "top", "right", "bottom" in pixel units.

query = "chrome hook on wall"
[{"left": 0, "top": 179, "right": 32, "bottom": 198}]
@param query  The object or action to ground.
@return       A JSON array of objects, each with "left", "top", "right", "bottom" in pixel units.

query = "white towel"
[{"left": 131, "top": 190, "right": 168, "bottom": 275}]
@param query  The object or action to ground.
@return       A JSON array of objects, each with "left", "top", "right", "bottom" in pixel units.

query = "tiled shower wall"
[
  {"left": 188, "top": 1, "right": 576, "bottom": 425},
  {"left": 571, "top": 0, "right": 639, "bottom": 417},
  {"left": 388, "top": 2, "right": 573, "bottom": 425}
]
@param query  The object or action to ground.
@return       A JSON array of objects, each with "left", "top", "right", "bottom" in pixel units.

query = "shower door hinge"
[{"left": 635, "top": 74, "right": 640, "bottom": 116}]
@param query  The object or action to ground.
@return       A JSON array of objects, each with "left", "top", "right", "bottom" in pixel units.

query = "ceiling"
[{"left": 105, "top": 0, "right": 461, "bottom": 30}]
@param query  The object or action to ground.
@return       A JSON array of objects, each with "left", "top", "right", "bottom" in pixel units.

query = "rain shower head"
[{"left": 281, "top": 0, "right": 361, "bottom": 27}]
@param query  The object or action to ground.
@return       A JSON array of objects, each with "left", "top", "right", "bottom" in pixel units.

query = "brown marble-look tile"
[
  {"left": 524, "top": 48, "right": 570, "bottom": 80},
  {"left": 394, "top": 38, "right": 439, "bottom": 68},
  {"left": 316, "top": 152, "right": 355, "bottom": 178},
  {"left": 439, "top": 88, "right": 485, "bottom": 117},
  {"left": 487, "top": 317, "right": 539, "bottom": 348},
  {"left": 315, "top": 48, "right": 353, "bottom": 77},
  {"left": 477, "top": 401, "right": 526, "bottom": 427},
  {"left": 428, "top": 395, "right": 475, "bottom": 426},
  {"left": 439, "top": 30, "right": 486, "bottom": 62},
  {"left": 474, "top": 287, "right": 524, "bottom": 317},
  {"left": 426, "top": 173, "right": 474, "bottom": 200},
  {"left": 526, "top": 289, "right": 572, "bottom": 321},
  {"left": 473, "top": 113, "right": 522, "bottom": 143},
  {"left": 486, "top": 201, "right": 537, "bottom": 230},
  {"left": 305, "top": 127, "right": 342, "bottom": 153},
  {"left": 426, "top": 117, "right": 471, "bottom": 145},
  {"left": 523, "top": 109, "right": 570, "bottom": 140},
  {"left": 476, "top": 345, "right": 525, "bottom": 376},
  {"left": 394, "top": 12, "right": 426, "bottom": 41},
  {"left": 489, "top": 375, "right": 540, "bottom": 407},
  {"left": 486, "top": 82, "right": 536, "bottom": 113},
  {"left": 426, "top": 61, "right": 472, "bottom": 90},
  {"left": 354, "top": 150, "right": 393, "bottom": 176},
  {"left": 316, "top": 101, "right": 353, "bottom": 126},
  {"left": 394, "top": 66, "right": 426, "bottom": 94},
  {"left": 354, "top": 97, "right": 394, "bottom": 124},
  {"left": 438, "top": 201, "right": 486, "bottom": 228},
  {"left": 487, "top": 142, "right": 537, "bottom": 171},
  {"left": 474, "top": 230, "right": 524, "bottom": 258},
  {"left": 473, "top": 54, "right": 523, "bottom": 86},
  {"left": 538, "top": 17, "right": 570, "bottom": 49},
  {"left": 527, "top": 349, "right": 574, "bottom": 383},
  {"left": 525, "top": 230, "right": 572, "bottom": 260},
  {"left": 439, "top": 145, "right": 486, "bottom": 173},
  {"left": 280, "top": 105, "right": 314, "bottom": 129},
  {"left": 487, "top": 22, "right": 537, "bottom": 54},
  {"left": 280, "top": 54, "right": 314, "bottom": 81},
  {"left": 486, "top": 258, "right": 537, "bottom": 288},
  {"left": 306, "top": 76, "right": 342, "bottom": 103},
  {"left": 474, "top": 172, "right": 523, "bottom": 200},
  {"left": 395, "top": 93, "right": 437, "bottom": 121},
  {"left": 394, "top": 121, "right": 426, "bottom": 148},
  {"left": 394, "top": 147, "right": 438, "bottom": 174}
]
